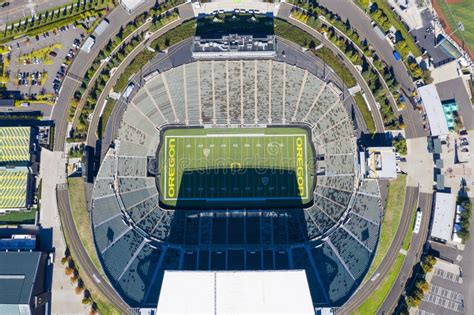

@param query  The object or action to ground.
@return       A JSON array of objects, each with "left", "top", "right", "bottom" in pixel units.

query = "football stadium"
[{"left": 91, "top": 59, "right": 383, "bottom": 309}]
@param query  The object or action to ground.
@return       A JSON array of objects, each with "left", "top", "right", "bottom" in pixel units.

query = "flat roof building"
[
  {"left": 157, "top": 270, "right": 315, "bottom": 314},
  {"left": 418, "top": 84, "right": 449, "bottom": 137},
  {"left": 119, "top": 0, "right": 146, "bottom": 13},
  {"left": 365, "top": 147, "right": 397, "bottom": 179},
  {"left": 192, "top": 34, "right": 277, "bottom": 59},
  {"left": 430, "top": 192, "right": 456, "bottom": 243},
  {"left": 0, "top": 251, "right": 49, "bottom": 315}
]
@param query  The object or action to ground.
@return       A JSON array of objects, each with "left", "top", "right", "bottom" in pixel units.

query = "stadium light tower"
[{"left": 434, "top": 22, "right": 464, "bottom": 48}]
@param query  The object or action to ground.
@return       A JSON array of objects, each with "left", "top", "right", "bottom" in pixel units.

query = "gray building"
[{"left": 0, "top": 251, "right": 49, "bottom": 315}]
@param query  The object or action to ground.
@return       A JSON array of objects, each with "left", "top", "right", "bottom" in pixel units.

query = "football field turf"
[{"left": 158, "top": 127, "right": 315, "bottom": 208}]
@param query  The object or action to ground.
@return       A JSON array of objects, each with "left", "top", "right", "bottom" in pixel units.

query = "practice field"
[
  {"left": 434, "top": 0, "right": 474, "bottom": 56},
  {"left": 158, "top": 127, "right": 315, "bottom": 208}
]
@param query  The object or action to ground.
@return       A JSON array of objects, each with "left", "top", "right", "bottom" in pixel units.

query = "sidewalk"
[{"left": 39, "top": 149, "right": 87, "bottom": 315}]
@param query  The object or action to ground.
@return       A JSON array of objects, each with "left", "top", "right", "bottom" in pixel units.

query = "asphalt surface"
[
  {"left": 56, "top": 186, "right": 130, "bottom": 314},
  {"left": 0, "top": 0, "right": 72, "bottom": 26},
  {"left": 51, "top": 1, "right": 156, "bottom": 151},
  {"left": 316, "top": 0, "right": 428, "bottom": 139},
  {"left": 278, "top": 4, "right": 385, "bottom": 133},
  {"left": 340, "top": 185, "right": 419, "bottom": 314},
  {"left": 378, "top": 192, "right": 433, "bottom": 314}
]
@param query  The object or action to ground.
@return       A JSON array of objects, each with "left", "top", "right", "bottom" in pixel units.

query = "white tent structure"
[{"left": 156, "top": 270, "right": 315, "bottom": 314}]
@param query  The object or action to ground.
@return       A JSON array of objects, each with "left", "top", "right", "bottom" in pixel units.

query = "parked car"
[{"left": 393, "top": 50, "right": 401, "bottom": 61}]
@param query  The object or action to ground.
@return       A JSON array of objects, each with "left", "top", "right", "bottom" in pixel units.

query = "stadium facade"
[{"left": 91, "top": 59, "right": 383, "bottom": 309}]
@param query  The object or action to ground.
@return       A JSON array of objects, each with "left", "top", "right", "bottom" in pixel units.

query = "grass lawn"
[
  {"left": 354, "top": 91, "right": 376, "bottom": 134},
  {"left": 159, "top": 127, "right": 314, "bottom": 207},
  {"left": 0, "top": 209, "right": 37, "bottom": 225},
  {"left": 314, "top": 46, "right": 357, "bottom": 87},
  {"left": 274, "top": 18, "right": 319, "bottom": 49},
  {"left": 67, "top": 177, "right": 103, "bottom": 275},
  {"left": 99, "top": 99, "right": 115, "bottom": 138},
  {"left": 436, "top": 0, "right": 474, "bottom": 54},
  {"left": 355, "top": 253, "right": 405, "bottom": 314},
  {"left": 365, "top": 174, "right": 407, "bottom": 280}
]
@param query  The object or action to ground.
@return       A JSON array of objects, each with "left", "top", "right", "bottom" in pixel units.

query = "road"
[
  {"left": 278, "top": 4, "right": 385, "bottom": 133},
  {"left": 56, "top": 186, "right": 130, "bottom": 314},
  {"left": 51, "top": 1, "right": 156, "bottom": 151},
  {"left": 378, "top": 192, "right": 433, "bottom": 314},
  {"left": 316, "top": 0, "right": 428, "bottom": 139},
  {"left": 340, "top": 185, "right": 419, "bottom": 313},
  {"left": 0, "top": 0, "right": 72, "bottom": 26}
]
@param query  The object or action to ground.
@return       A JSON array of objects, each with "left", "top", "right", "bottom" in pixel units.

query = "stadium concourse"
[{"left": 90, "top": 60, "right": 384, "bottom": 309}]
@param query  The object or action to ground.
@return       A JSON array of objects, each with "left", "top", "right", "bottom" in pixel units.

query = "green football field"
[{"left": 158, "top": 127, "right": 315, "bottom": 208}]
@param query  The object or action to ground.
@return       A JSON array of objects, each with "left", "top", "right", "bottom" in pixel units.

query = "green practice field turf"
[{"left": 158, "top": 127, "right": 315, "bottom": 208}]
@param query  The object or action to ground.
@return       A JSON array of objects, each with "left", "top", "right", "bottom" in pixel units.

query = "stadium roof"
[
  {"left": 156, "top": 271, "right": 314, "bottom": 314},
  {"left": 418, "top": 84, "right": 449, "bottom": 137},
  {"left": 0, "top": 251, "right": 41, "bottom": 305},
  {"left": 0, "top": 169, "right": 29, "bottom": 210},
  {"left": 431, "top": 192, "right": 456, "bottom": 242},
  {"left": 0, "top": 127, "right": 31, "bottom": 165}
]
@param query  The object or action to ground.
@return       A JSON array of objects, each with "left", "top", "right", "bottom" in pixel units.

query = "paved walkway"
[
  {"left": 39, "top": 149, "right": 87, "bottom": 314},
  {"left": 406, "top": 137, "right": 434, "bottom": 193}
]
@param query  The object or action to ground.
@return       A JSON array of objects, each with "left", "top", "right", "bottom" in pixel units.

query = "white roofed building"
[
  {"left": 119, "top": 0, "right": 146, "bottom": 13},
  {"left": 156, "top": 270, "right": 315, "bottom": 314},
  {"left": 430, "top": 192, "right": 456, "bottom": 243},
  {"left": 418, "top": 84, "right": 449, "bottom": 137}
]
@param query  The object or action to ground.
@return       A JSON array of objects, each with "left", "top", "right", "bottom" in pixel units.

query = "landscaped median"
[
  {"left": 355, "top": 254, "right": 405, "bottom": 314},
  {"left": 365, "top": 174, "right": 407, "bottom": 280},
  {"left": 0, "top": 0, "right": 112, "bottom": 44},
  {"left": 354, "top": 91, "right": 376, "bottom": 134}
]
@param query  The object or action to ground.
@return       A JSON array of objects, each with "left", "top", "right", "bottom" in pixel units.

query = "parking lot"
[{"left": 5, "top": 25, "right": 83, "bottom": 99}]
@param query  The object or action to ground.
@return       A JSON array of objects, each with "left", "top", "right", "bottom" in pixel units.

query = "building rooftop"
[
  {"left": 431, "top": 192, "right": 456, "bottom": 242},
  {"left": 0, "top": 251, "right": 41, "bottom": 305},
  {"left": 157, "top": 270, "right": 314, "bottom": 314},
  {"left": 366, "top": 147, "right": 397, "bottom": 179},
  {"left": 418, "top": 84, "right": 449, "bottom": 137},
  {"left": 119, "top": 0, "right": 146, "bottom": 13},
  {"left": 192, "top": 34, "right": 276, "bottom": 59}
]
